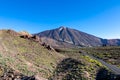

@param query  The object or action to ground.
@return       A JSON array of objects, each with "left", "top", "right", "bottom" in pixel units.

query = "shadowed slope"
[
  {"left": 96, "top": 68, "right": 120, "bottom": 80},
  {"left": 49, "top": 58, "right": 87, "bottom": 80}
]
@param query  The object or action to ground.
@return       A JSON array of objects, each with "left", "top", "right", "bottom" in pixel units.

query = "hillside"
[
  {"left": 35, "top": 27, "right": 120, "bottom": 48},
  {"left": 0, "top": 30, "right": 64, "bottom": 79}
]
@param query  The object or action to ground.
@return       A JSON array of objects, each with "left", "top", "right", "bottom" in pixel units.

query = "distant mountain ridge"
[{"left": 35, "top": 27, "right": 120, "bottom": 48}]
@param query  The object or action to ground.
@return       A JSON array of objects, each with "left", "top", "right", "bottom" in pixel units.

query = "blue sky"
[{"left": 0, "top": 0, "right": 120, "bottom": 39}]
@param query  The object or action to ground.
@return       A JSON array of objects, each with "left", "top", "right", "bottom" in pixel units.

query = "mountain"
[
  {"left": 106, "top": 39, "right": 120, "bottom": 46},
  {"left": 35, "top": 27, "right": 120, "bottom": 48}
]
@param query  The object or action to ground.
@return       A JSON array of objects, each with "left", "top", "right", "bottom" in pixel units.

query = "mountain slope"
[
  {"left": 35, "top": 27, "right": 120, "bottom": 48},
  {"left": 0, "top": 29, "right": 119, "bottom": 79},
  {"left": 35, "top": 27, "right": 103, "bottom": 47}
]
